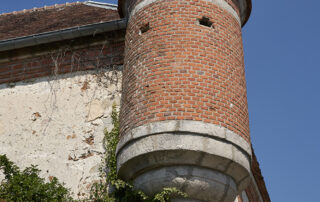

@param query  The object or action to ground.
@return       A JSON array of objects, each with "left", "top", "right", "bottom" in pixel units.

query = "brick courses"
[
  {"left": 0, "top": 38, "right": 124, "bottom": 84},
  {"left": 120, "top": 0, "right": 250, "bottom": 143}
]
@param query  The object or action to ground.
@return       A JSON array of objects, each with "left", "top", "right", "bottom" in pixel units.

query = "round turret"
[{"left": 117, "top": 0, "right": 253, "bottom": 201}]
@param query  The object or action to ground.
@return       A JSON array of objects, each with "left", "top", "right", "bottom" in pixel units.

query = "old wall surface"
[
  {"left": 0, "top": 67, "right": 266, "bottom": 201},
  {"left": 0, "top": 69, "right": 122, "bottom": 198},
  {"left": 0, "top": 22, "right": 268, "bottom": 202}
]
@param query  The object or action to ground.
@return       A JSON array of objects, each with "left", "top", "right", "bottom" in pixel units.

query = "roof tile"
[{"left": 0, "top": 2, "right": 120, "bottom": 41}]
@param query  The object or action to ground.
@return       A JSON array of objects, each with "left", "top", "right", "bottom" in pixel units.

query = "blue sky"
[
  {"left": 1, "top": 0, "right": 319, "bottom": 201},
  {"left": 243, "top": 0, "right": 320, "bottom": 201}
]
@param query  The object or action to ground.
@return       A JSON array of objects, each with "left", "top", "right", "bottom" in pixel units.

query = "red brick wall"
[
  {"left": 245, "top": 182, "right": 261, "bottom": 202},
  {"left": 120, "top": 0, "right": 250, "bottom": 143},
  {"left": 248, "top": 148, "right": 271, "bottom": 202},
  {"left": 0, "top": 41, "right": 124, "bottom": 84}
]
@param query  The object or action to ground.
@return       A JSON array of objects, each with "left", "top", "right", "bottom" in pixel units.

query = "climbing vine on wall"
[{"left": 89, "top": 104, "right": 187, "bottom": 202}]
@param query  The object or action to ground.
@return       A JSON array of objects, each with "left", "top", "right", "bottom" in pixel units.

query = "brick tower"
[{"left": 117, "top": 0, "right": 252, "bottom": 201}]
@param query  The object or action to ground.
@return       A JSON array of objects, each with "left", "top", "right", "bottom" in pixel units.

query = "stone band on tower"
[{"left": 117, "top": 0, "right": 252, "bottom": 201}]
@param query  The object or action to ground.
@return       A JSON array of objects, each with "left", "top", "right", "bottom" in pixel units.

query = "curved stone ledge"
[
  {"left": 117, "top": 121, "right": 252, "bottom": 201},
  {"left": 117, "top": 131, "right": 251, "bottom": 192},
  {"left": 117, "top": 120, "right": 251, "bottom": 156}
]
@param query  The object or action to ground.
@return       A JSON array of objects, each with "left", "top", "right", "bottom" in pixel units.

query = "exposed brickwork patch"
[{"left": 0, "top": 41, "right": 124, "bottom": 84}]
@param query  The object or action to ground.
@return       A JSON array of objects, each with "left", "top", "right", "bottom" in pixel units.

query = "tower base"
[
  {"left": 134, "top": 166, "right": 237, "bottom": 201},
  {"left": 116, "top": 120, "right": 252, "bottom": 202}
]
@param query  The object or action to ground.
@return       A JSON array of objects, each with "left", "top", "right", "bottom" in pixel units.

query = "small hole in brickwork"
[
  {"left": 140, "top": 22, "right": 150, "bottom": 34},
  {"left": 198, "top": 16, "right": 213, "bottom": 28},
  {"left": 197, "top": 71, "right": 204, "bottom": 75}
]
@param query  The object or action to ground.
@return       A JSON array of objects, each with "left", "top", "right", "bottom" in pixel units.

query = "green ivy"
[
  {"left": 0, "top": 155, "right": 72, "bottom": 201},
  {"left": 105, "top": 103, "right": 120, "bottom": 184},
  {"left": 89, "top": 104, "right": 187, "bottom": 202}
]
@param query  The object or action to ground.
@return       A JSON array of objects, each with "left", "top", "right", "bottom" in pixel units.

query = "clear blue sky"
[{"left": 1, "top": 0, "right": 319, "bottom": 201}]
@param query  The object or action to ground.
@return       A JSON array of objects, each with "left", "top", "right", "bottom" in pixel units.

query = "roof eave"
[{"left": 0, "top": 19, "right": 127, "bottom": 52}]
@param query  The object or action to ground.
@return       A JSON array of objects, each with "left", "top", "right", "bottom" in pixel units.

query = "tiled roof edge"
[
  {"left": 0, "top": 1, "right": 118, "bottom": 16},
  {"left": 249, "top": 172, "right": 264, "bottom": 202},
  {"left": 84, "top": 1, "right": 117, "bottom": 10},
  {"left": 251, "top": 146, "right": 271, "bottom": 202},
  {"left": 0, "top": 1, "right": 82, "bottom": 16},
  {"left": 0, "top": 19, "right": 127, "bottom": 52}
]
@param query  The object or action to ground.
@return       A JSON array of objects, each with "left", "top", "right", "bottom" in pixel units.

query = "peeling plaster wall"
[{"left": 0, "top": 68, "right": 122, "bottom": 198}]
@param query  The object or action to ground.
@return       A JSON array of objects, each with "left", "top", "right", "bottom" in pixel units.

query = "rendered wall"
[
  {"left": 0, "top": 69, "right": 121, "bottom": 198},
  {"left": 0, "top": 34, "right": 124, "bottom": 198}
]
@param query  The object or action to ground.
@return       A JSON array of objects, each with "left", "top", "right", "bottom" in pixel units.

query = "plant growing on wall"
[
  {"left": 0, "top": 155, "right": 72, "bottom": 201},
  {"left": 89, "top": 104, "right": 187, "bottom": 202}
]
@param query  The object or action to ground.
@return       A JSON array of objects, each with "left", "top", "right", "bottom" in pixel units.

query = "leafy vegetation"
[{"left": 0, "top": 155, "right": 72, "bottom": 201}]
